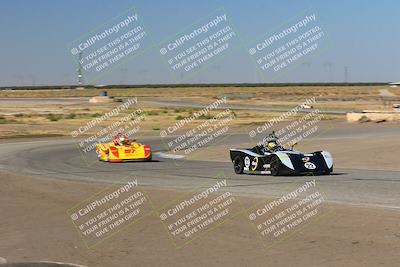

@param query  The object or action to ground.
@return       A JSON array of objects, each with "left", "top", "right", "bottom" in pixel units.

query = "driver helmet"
[
  {"left": 118, "top": 135, "right": 128, "bottom": 145},
  {"left": 267, "top": 141, "right": 277, "bottom": 149},
  {"left": 263, "top": 132, "right": 279, "bottom": 151}
]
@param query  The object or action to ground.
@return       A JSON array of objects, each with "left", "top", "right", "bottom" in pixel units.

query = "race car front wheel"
[
  {"left": 270, "top": 155, "right": 282, "bottom": 176},
  {"left": 233, "top": 156, "right": 244, "bottom": 174}
]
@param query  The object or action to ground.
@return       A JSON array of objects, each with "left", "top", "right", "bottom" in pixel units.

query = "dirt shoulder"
[{"left": 1, "top": 172, "right": 400, "bottom": 267}]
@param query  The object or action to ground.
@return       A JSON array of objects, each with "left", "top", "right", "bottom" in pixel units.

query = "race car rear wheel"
[
  {"left": 233, "top": 156, "right": 244, "bottom": 174},
  {"left": 270, "top": 155, "right": 282, "bottom": 176}
]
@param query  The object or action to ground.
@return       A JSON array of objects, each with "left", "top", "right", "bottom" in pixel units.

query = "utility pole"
[{"left": 77, "top": 52, "right": 84, "bottom": 88}]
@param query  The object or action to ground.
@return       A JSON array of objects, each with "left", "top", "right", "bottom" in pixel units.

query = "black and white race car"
[{"left": 229, "top": 133, "right": 333, "bottom": 176}]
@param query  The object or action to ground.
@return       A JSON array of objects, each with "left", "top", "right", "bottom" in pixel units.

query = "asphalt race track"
[{"left": 1, "top": 133, "right": 400, "bottom": 210}]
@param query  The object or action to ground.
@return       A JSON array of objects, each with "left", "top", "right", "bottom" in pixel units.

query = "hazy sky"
[{"left": 0, "top": 0, "right": 399, "bottom": 86}]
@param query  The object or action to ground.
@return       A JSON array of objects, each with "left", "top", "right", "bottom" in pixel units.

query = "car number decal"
[
  {"left": 251, "top": 157, "right": 258, "bottom": 171},
  {"left": 304, "top": 162, "right": 316, "bottom": 169},
  {"left": 244, "top": 156, "right": 250, "bottom": 168}
]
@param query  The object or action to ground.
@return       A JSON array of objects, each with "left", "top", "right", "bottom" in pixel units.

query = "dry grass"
[
  {"left": 0, "top": 85, "right": 393, "bottom": 99},
  {"left": 0, "top": 85, "right": 397, "bottom": 138}
]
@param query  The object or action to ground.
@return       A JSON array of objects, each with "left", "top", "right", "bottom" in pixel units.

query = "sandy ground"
[
  {"left": 1, "top": 84, "right": 398, "bottom": 139},
  {"left": 1, "top": 172, "right": 400, "bottom": 267}
]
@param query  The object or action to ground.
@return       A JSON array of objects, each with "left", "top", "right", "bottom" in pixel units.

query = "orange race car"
[{"left": 96, "top": 134, "right": 152, "bottom": 162}]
